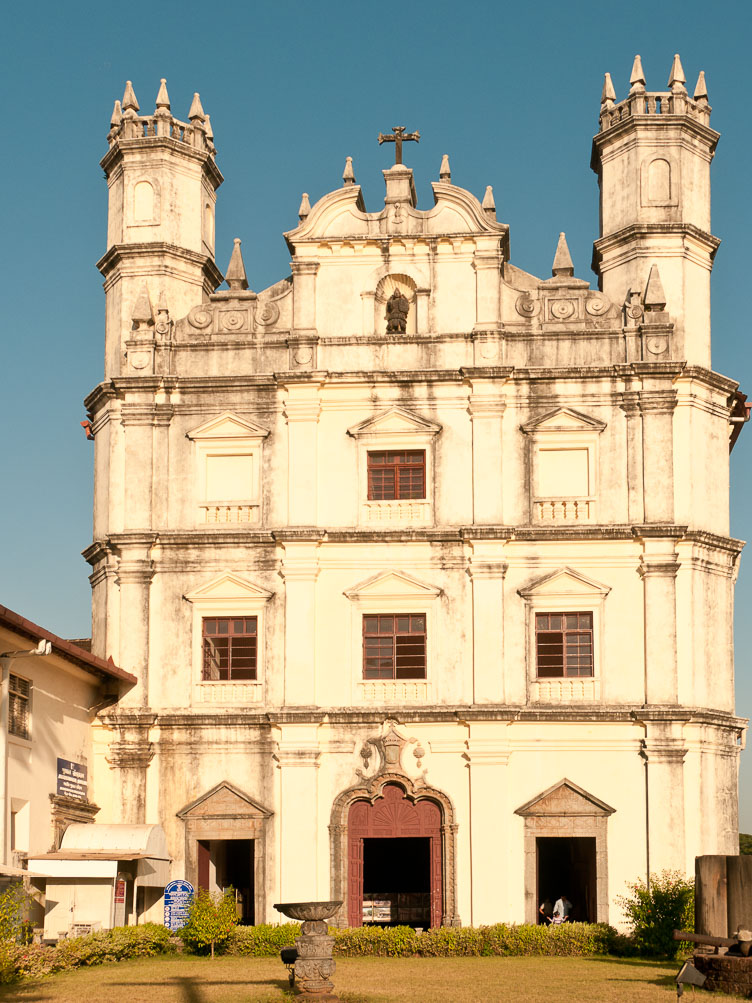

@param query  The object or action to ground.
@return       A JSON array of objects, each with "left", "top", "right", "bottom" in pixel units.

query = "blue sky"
[{"left": 2, "top": 1, "right": 751, "bottom": 827}]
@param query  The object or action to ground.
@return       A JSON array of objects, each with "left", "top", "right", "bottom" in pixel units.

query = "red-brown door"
[{"left": 347, "top": 784, "right": 442, "bottom": 927}]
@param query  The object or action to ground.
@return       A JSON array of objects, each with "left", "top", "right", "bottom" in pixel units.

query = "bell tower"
[
  {"left": 98, "top": 79, "right": 223, "bottom": 377},
  {"left": 591, "top": 55, "right": 719, "bottom": 367}
]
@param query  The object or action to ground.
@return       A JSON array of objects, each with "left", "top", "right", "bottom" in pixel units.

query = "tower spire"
[
  {"left": 668, "top": 54, "right": 686, "bottom": 93},
  {"left": 298, "top": 193, "right": 311, "bottom": 221},
  {"left": 644, "top": 264, "right": 667, "bottom": 312},
  {"left": 131, "top": 283, "right": 153, "bottom": 327},
  {"left": 122, "top": 80, "right": 139, "bottom": 113},
  {"left": 342, "top": 156, "right": 356, "bottom": 186},
  {"left": 225, "top": 238, "right": 249, "bottom": 291},
  {"left": 156, "top": 78, "right": 170, "bottom": 110},
  {"left": 694, "top": 71, "right": 708, "bottom": 102},
  {"left": 110, "top": 100, "right": 123, "bottom": 130},
  {"left": 439, "top": 154, "right": 451, "bottom": 182},
  {"left": 482, "top": 186, "right": 496, "bottom": 219},
  {"left": 552, "top": 232, "right": 574, "bottom": 277},
  {"left": 629, "top": 55, "right": 646, "bottom": 95},
  {"left": 601, "top": 72, "right": 616, "bottom": 107},
  {"left": 188, "top": 93, "right": 205, "bottom": 122}
]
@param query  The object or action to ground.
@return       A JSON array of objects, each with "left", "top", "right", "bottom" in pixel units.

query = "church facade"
[{"left": 85, "top": 58, "right": 746, "bottom": 928}]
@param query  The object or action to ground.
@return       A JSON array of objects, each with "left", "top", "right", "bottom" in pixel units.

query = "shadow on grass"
[
  {"left": 586, "top": 954, "right": 679, "bottom": 988},
  {"left": 107, "top": 975, "right": 294, "bottom": 1002}
]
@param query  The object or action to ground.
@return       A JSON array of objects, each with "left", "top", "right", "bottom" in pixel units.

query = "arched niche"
[
  {"left": 375, "top": 273, "right": 417, "bottom": 335},
  {"left": 330, "top": 772, "right": 459, "bottom": 928},
  {"left": 641, "top": 156, "right": 678, "bottom": 208},
  {"left": 131, "top": 178, "right": 160, "bottom": 224}
]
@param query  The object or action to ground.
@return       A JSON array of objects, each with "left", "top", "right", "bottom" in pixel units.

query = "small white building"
[{"left": 28, "top": 823, "right": 169, "bottom": 939}]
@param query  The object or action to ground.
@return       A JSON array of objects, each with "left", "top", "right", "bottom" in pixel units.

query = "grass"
[{"left": 0, "top": 954, "right": 746, "bottom": 1003}]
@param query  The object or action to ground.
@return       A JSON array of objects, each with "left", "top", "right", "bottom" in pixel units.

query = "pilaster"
[
  {"left": 277, "top": 535, "right": 323, "bottom": 706},
  {"left": 463, "top": 369, "right": 512, "bottom": 524},
  {"left": 114, "top": 533, "right": 156, "bottom": 704},
  {"left": 280, "top": 376, "right": 325, "bottom": 525},
  {"left": 472, "top": 241, "right": 502, "bottom": 333},
  {"left": 273, "top": 724, "right": 321, "bottom": 903},
  {"left": 635, "top": 714, "right": 689, "bottom": 873},
  {"left": 103, "top": 710, "right": 157, "bottom": 825},
  {"left": 634, "top": 365, "right": 681, "bottom": 524},
  {"left": 466, "top": 541, "right": 508, "bottom": 703},
  {"left": 291, "top": 259, "right": 320, "bottom": 337},
  {"left": 636, "top": 528, "right": 683, "bottom": 704}
]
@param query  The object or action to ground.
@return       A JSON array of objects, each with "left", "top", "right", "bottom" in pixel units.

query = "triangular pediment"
[
  {"left": 177, "top": 781, "right": 273, "bottom": 819},
  {"left": 347, "top": 407, "right": 442, "bottom": 439},
  {"left": 184, "top": 572, "right": 274, "bottom": 603},
  {"left": 518, "top": 567, "right": 611, "bottom": 600},
  {"left": 187, "top": 412, "right": 270, "bottom": 440},
  {"left": 515, "top": 779, "right": 615, "bottom": 817},
  {"left": 521, "top": 407, "right": 606, "bottom": 434},
  {"left": 344, "top": 570, "right": 442, "bottom": 602}
]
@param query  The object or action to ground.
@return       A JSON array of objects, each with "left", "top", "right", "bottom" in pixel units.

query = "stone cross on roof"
[{"left": 378, "top": 126, "right": 420, "bottom": 165}]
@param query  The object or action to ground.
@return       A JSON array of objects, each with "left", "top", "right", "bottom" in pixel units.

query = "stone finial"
[
  {"left": 225, "top": 238, "right": 249, "bottom": 291},
  {"left": 668, "top": 54, "right": 686, "bottom": 92},
  {"left": 131, "top": 283, "right": 153, "bottom": 327},
  {"left": 110, "top": 100, "right": 123, "bottom": 129},
  {"left": 122, "top": 80, "right": 139, "bottom": 113},
  {"left": 298, "top": 192, "right": 311, "bottom": 221},
  {"left": 482, "top": 186, "right": 496, "bottom": 219},
  {"left": 694, "top": 70, "right": 709, "bottom": 102},
  {"left": 644, "top": 264, "right": 667, "bottom": 311},
  {"left": 188, "top": 92, "right": 205, "bottom": 122},
  {"left": 601, "top": 72, "right": 616, "bottom": 106},
  {"left": 155, "top": 78, "right": 170, "bottom": 110},
  {"left": 342, "top": 156, "right": 356, "bottom": 186},
  {"left": 629, "top": 55, "right": 646, "bottom": 95},
  {"left": 552, "top": 232, "right": 574, "bottom": 277},
  {"left": 439, "top": 154, "right": 451, "bottom": 182}
]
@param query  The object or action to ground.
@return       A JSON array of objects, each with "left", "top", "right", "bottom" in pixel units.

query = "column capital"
[{"left": 639, "top": 389, "right": 678, "bottom": 414}]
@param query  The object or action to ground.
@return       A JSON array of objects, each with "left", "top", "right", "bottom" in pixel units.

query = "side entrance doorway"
[
  {"left": 347, "top": 784, "right": 442, "bottom": 928},
  {"left": 197, "top": 838, "right": 255, "bottom": 924},
  {"left": 536, "top": 836, "right": 596, "bottom": 922}
]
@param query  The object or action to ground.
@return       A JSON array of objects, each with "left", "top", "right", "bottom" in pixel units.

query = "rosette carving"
[
  {"left": 220, "top": 310, "right": 248, "bottom": 332},
  {"left": 585, "top": 295, "right": 609, "bottom": 317},
  {"left": 256, "top": 301, "right": 280, "bottom": 326},
  {"left": 550, "top": 299, "right": 576, "bottom": 321},
  {"left": 187, "top": 306, "right": 212, "bottom": 330},
  {"left": 515, "top": 294, "right": 540, "bottom": 318}
]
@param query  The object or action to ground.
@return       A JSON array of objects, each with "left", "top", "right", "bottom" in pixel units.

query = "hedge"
[{"left": 227, "top": 922, "right": 626, "bottom": 958}]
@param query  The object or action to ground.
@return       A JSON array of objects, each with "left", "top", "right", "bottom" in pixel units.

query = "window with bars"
[
  {"left": 363, "top": 614, "right": 426, "bottom": 680},
  {"left": 535, "top": 612, "right": 593, "bottom": 678},
  {"left": 367, "top": 451, "right": 425, "bottom": 500},
  {"left": 8, "top": 674, "right": 30, "bottom": 740},
  {"left": 202, "top": 617, "right": 258, "bottom": 681}
]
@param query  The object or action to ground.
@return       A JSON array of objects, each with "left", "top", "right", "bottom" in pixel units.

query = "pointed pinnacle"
[
  {"left": 601, "top": 72, "right": 616, "bottom": 104},
  {"left": 552, "top": 232, "right": 575, "bottom": 277},
  {"left": 156, "top": 78, "right": 170, "bottom": 110},
  {"left": 298, "top": 193, "right": 311, "bottom": 220},
  {"left": 694, "top": 70, "right": 708, "bottom": 101},
  {"left": 482, "top": 186, "right": 496, "bottom": 216},
  {"left": 668, "top": 54, "right": 686, "bottom": 91},
  {"left": 439, "top": 154, "right": 451, "bottom": 182},
  {"left": 629, "top": 55, "right": 646, "bottom": 93},
  {"left": 131, "top": 283, "right": 153, "bottom": 325},
  {"left": 225, "top": 238, "right": 249, "bottom": 291},
  {"left": 188, "top": 92, "right": 205, "bottom": 122},
  {"left": 342, "top": 156, "right": 356, "bottom": 185},
  {"left": 644, "top": 264, "right": 667, "bottom": 311},
  {"left": 110, "top": 100, "right": 123, "bottom": 129},
  {"left": 122, "top": 80, "right": 139, "bottom": 113},
  {"left": 204, "top": 114, "right": 214, "bottom": 142}
]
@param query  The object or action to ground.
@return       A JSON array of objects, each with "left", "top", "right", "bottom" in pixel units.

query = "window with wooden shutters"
[
  {"left": 8, "top": 674, "right": 30, "bottom": 740},
  {"left": 363, "top": 614, "right": 426, "bottom": 680},
  {"left": 535, "top": 612, "right": 593, "bottom": 678},
  {"left": 202, "top": 617, "right": 257, "bottom": 681},
  {"left": 367, "top": 451, "right": 425, "bottom": 501}
]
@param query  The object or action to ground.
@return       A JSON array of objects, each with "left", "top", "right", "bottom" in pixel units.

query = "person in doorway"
[
  {"left": 538, "top": 897, "right": 554, "bottom": 924},
  {"left": 552, "top": 894, "right": 572, "bottom": 923}
]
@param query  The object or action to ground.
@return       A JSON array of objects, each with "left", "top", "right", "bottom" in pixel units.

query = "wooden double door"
[{"left": 347, "top": 784, "right": 442, "bottom": 928}]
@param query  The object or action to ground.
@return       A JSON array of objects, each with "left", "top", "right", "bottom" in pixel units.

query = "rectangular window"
[
  {"left": 8, "top": 674, "right": 30, "bottom": 740},
  {"left": 535, "top": 612, "right": 593, "bottom": 678},
  {"left": 202, "top": 617, "right": 258, "bottom": 681},
  {"left": 367, "top": 451, "right": 425, "bottom": 500},
  {"left": 363, "top": 614, "right": 426, "bottom": 680}
]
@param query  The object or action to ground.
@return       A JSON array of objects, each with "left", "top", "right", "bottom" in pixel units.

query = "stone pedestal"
[{"left": 294, "top": 920, "right": 338, "bottom": 999}]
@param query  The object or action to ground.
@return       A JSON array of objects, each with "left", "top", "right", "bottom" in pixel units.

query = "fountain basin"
[{"left": 274, "top": 900, "right": 343, "bottom": 922}]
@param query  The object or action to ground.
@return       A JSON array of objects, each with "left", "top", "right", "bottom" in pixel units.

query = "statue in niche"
[{"left": 386, "top": 287, "right": 410, "bottom": 333}]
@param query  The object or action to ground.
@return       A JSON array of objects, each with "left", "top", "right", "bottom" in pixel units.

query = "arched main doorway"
[{"left": 347, "top": 783, "right": 442, "bottom": 928}]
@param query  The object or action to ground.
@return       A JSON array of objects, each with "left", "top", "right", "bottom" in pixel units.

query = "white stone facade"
[{"left": 86, "top": 63, "right": 746, "bottom": 929}]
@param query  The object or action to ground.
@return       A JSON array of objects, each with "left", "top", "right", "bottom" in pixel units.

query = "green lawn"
[{"left": 0, "top": 954, "right": 743, "bottom": 1003}]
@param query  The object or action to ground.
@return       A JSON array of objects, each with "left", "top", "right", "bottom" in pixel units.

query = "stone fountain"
[{"left": 274, "top": 900, "right": 343, "bottom": 1000}]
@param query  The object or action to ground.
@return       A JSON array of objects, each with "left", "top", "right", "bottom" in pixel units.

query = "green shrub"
[
  {"left": 228, "top": 921, "right": 620, "bottom": 959},
  {"left": 740, "top": 833, "right": 752, "bottom": 855},
  {"left": 617, "top": 870, "right": 694, "bottom": 958},
  {"left": 0, "top": 883, "right": 31, "bottom": 944},
  {"left": 179, "top": 889, "right": 239, "bottom": 958}
]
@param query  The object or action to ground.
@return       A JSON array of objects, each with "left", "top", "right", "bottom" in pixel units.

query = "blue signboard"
[
  {"left": 164, "top": 879, "right": 194, "bottom": 931},
  {"left": 56, "top": 759, "right": 88, "bottom": 801}
]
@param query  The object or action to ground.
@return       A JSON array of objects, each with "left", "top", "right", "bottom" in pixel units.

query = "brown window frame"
[
  {"left": 202, "top": 617, "right": 258, "bottom": 681},
  {"left": 8, "top": 674, "right": 30, "bottom": 740},
  {"left": 367, "top": 450, "right": 426, "bottom": 501},
  {"left": 362, "top": 614, "right": 427, "bottom": 680},
  {"left": 535, "top": 612, "right": 594, "bottom": 678}
]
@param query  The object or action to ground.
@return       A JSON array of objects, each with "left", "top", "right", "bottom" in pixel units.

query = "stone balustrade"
[
  {"left": 533, "top": 498, "right": 595, "bottom": 522},
  {"left": 599, "top": 91, "right": 711, "bottom": 131}
]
